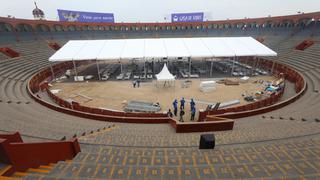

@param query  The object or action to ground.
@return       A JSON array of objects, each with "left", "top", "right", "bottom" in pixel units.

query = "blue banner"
[
  {"left": 57, "top": 9, "right": 114, "bottom": 23},
  {"left": 171, "top": 12, "right": 204, "bottom": 23}
]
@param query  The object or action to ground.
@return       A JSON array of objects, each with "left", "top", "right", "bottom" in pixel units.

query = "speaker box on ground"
[{"left": 199, "top": 134, "right": 215, "bottom": 149}]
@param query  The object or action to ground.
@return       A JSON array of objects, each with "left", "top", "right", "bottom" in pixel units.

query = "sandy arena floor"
[{"left": 51, "top": 76, "right": 276, "bottom": 121}]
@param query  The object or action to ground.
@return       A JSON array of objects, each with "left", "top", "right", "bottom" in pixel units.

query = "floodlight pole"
[{"left": 96, "top": 59, "right": 101, "bottom": 80}]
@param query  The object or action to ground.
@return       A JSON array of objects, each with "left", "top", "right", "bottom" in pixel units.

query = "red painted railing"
[
  {"left": 0, "top": 47, "right": 20, "bottom": 58},
  {"left": 295, "top": 40, "right": 314, "bottom": 51},
  {"left": 48, "top": 42, "right": 61, "bottom": 51}
]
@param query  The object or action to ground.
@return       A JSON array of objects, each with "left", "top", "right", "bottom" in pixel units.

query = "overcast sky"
[{"left": 0, "top": 0, "right": 319, "bottom": 22}]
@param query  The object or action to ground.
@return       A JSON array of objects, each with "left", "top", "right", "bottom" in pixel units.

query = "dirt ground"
[{"left": 51, "top": 76, "right": 276, "bottom": 121}]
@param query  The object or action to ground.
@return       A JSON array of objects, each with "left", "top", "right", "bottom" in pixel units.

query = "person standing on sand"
[
  {"left": 133, "top": 80, "right": 136, "bottom": 88},
  {"left": 190, "top": 106, "right": 196, "bottom": 121},
  {"left": 172, "top": 99, "right": 178, "bottom": 116},
  {"left": 167, "top": 109, "right": 173, "bottom": 118},
  {"left": 137, "top": 78, "right": 141, "bottom": 88},
  {"left": 179, "top": 108, "right": 185, "bottom": 122},
  {"left": 180, "top": 97, "right": 185, "bottom": 109},
  {"left": 190, "top": 98, "right": 195, "bottom": 109}
]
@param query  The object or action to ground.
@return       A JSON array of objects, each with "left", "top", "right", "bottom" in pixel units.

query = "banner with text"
[
  {"left": 57, "top": 9, "right": 114, "bottom": 23},
  {"left": 171, "top": 12, "right": 204, "bottom": 22}
]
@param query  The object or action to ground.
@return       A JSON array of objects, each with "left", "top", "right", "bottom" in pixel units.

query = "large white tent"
[{"left": 49, "top": 37, "right": 277, "bottom": 62}]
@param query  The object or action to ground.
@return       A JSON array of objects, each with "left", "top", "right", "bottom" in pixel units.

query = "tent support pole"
[
  {"left": 210, "top": 59, "right": 213, "bottom": 77},
  {"left": 271, "top": 60, "right": 276, "bottom": 75},
  {"left": 231, "top": 56, "right": 236, "bottom": 76},
  {"left": 72, "top": 60, "right": 78, "bottom": 78},
  {"left": 120, "top": 62, "right": 123, "bottom": 74},
  {"left": 96, "top": 60, "right": 101, "bottom": 80},
  {"left": 152, "top": 61, "right": 155, "bottom": 77},
  {"left": 245, "top": 57, "right": 249, "bottom": 75},
  {"left": 144, "top": 60, "right": 147, "bottom": 77},
  {"left": 251, "top": 57, "right": 256, "bottom": 75},
  {"left": 188, "top": 57, "right": 191, "bottom": 78},
  {"left": 50, "top": 62, "right": 55, "bottom": 80}
]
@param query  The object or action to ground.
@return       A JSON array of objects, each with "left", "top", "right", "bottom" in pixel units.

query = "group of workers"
[{"left": 168, "top": 98, "right": 196, "bottom": 122}]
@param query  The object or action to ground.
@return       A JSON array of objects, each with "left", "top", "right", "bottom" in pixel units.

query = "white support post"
[
  {"left": 210, "top": 59, "right": 214, "bottom": 77},
  {"left": 72, "top": 60, "right": 78, "bottom": 78},
  {"left": 49, "top": 63, "right": 55, "bottom": 81},
  {"left": 231, "top": 56, "right": 236, "bottom": 76},
  {"left": 120, "top": 62, "right": 123, "bottom": 74},
  {"left": 96, "top": 60, "right": 101, "bottom": 80},
  {"left": 144, "top": 60, "right": 147, "bottom": 76}
]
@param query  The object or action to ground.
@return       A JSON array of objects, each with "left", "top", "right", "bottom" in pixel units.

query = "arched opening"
[
  {"left": 0, "top": 22, "right": 14, "bottom": 32},
  {"left": 297, "top": 18, "right": 313, "bottom": 27},
  {"left": 36, "top": 24, "right": 50, "bottom": 32},
  {"left": 280, "top": 19, "right": 294, "bottom": 27},
  {"left": 236, "top": 23, "right": 245, "bottom": 29},
  {"left": 67, "top": 25, "right": 76, "bottom": 31},
  {"left": 262, "top": 21, "right": 274, "bottom": 28},
  {"left": 247, "top": 22, "right": 258, "bottom": 28},
  {"left": 53, "top": 24, "right": 63, "bottom": 32},
  {"left": 15, "top": 23, "right": 34, "bottom": 32}
]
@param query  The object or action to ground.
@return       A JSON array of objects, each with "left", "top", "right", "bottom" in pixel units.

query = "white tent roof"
[
  {"left": 49, "top": 37, "right": 277, "bottom": 62},
  {"left": 156, "top": 63, "right": 175, "bottom": 81}
]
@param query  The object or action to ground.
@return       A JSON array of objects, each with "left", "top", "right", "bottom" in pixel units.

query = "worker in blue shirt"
[
  {"left": 172, "top": 99, "right": 178, "bottom": 116},
  {"left": 180, "top": 97, "right": 185, "bottom": 110},
  {"left": 190, "top": 98, "right": 195, "bottom": 109},
  {"left": 190, "top": 106, "right": 196, "bottom": 121}
]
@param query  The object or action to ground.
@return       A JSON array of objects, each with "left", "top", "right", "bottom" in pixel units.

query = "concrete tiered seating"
[
  {"left": 0, "top": 53, "right": 8, "bottom": 60},
  {"left": 0, "top": 41, "right": 111, "bottom": 140},
  {"left": 263, "top": 39, "right": 320, "bottom": 120},
  {"left": 20, "top": 138, "right": 320, "bottom": 179}
]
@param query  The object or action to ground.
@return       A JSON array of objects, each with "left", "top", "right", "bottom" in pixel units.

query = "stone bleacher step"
[
  {"left": 39, "top": 158, "right": 320, "bottom": 179},
  {"left": 77, "top": 125, "right": 117, "bottom": 141},
  {"left": 0, "top": 165, "right": 22, "bottom": 179},
  {"left": 0, "top": 164, "right": 11, "bottom": 175},
  {"left": 11, "top": 164, "right": 55, "bottom": 179},
  {"left": 0, "top": 177, "right": 21, "bottom": 180}
]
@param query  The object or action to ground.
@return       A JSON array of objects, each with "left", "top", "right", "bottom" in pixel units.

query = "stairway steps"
[{"left": 0, "top": 165, "right": 12, "bottom": 176}]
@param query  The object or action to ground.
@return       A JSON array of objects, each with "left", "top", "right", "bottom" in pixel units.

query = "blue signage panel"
[
  {"left": 57, "top": 9, "right": 114, "bottom": 23},
  {"left": 171, "top": 12, "right": 204, "bottom": 22}
]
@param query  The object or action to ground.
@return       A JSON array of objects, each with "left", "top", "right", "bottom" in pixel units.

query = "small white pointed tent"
[{"left": 156, "top": 63, "right": 175, "bottom": 81}]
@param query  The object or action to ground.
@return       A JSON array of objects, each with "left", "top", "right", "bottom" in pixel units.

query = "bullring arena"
[
  {"left": 51, "top": 64, "right": 278, "bottom": 121},
  {"left": 0, "top": 4, "right": 320, "bottom": 179}
]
